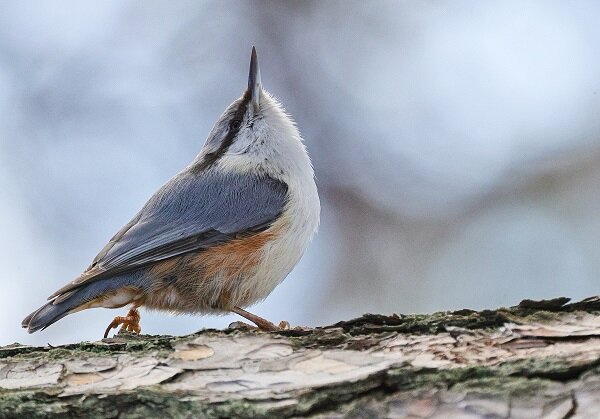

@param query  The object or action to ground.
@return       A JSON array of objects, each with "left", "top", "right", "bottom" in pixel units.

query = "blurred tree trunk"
[{"left": 2, "top": 297, "right": 600, "bottom": 418}]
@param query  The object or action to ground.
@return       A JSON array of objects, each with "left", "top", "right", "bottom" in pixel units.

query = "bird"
[{"left": 22, "top": 47, "right": 320, "bottom": 338}]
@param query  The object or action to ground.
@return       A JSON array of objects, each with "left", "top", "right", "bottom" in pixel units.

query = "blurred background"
[{"left": 2, "top": 0, "right": 600, "bottom": 345}]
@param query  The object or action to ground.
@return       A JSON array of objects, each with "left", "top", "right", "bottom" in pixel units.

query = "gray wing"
[{"left": 49, "top": 169, "right": 288, "bottom": 299}]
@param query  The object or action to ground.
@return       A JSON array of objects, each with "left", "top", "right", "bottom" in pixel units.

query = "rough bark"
[{"left": 3, "top": 297, "right": 600, "bottom": 418}]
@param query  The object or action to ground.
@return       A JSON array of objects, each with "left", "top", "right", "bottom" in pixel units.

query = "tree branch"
[{"left": 3, "top": 297, "right": 600, "bottom": 418}]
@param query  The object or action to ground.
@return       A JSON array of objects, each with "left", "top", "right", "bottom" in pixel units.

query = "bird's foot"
[
  {"left": 228, "top": 320, "right": 290, "bottom": 331},
  {"left": 103, "top": 308, "right": 141, "bottom": 338},
  {"left": 231, "top": 306, "right": 290, "bottom": 331},
  {"left": 228, "top": 320, "right": 256, "bottom": 330}
]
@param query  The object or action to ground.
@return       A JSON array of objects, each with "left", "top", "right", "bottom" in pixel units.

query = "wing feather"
[{"left": 49, "top": 169, "right": 288, "bottom": 299}]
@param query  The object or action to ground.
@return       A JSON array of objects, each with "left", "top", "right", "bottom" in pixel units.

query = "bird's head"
[{"left": 194, "top": 47, "right": 312, "bottom": 181}]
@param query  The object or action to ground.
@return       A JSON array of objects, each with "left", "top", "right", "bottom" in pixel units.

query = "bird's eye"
[{"left": 230, "top": 119, "right": 242, "bottom": 130}]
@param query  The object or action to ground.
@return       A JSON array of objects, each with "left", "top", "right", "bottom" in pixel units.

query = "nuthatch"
[{"left": 22, "top": 47, "right": 320, "bottom": 337}]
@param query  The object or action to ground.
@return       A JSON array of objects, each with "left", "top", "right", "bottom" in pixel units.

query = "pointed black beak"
[{"left": 248, "top": 46, "right": 262, "bottom": 110}]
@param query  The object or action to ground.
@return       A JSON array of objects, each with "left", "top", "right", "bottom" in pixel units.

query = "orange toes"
[
  {"left": 103, "top": 308, "right": 141, "bottom": 338},
  {"left": 124, "top": 321, "right": 141, "bottom": 334},
  {"left": 104, "top": 316, "right": 124, "bottom": 339}
]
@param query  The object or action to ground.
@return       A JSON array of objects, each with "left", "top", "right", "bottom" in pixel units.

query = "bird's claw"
[
  {"left": 227, "top": 318, "right": 291, "bottom": 331},
  {"left": 103, "top": 308, "right": 141, "bottom": 338},
  {"left": 228, "top": 320, "right": 255, "bottom": 330}
]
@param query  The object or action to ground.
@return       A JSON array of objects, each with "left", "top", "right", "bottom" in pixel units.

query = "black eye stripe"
[{"left": 193, "top": 90, "right": 252, "bottom": 172}]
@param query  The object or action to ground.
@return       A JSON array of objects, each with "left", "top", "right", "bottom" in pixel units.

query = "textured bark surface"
[{"left": 3, "top": 297, "right": 600, "bottom": 418}]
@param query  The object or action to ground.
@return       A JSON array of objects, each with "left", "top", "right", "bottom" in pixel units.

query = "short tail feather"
[{"left": 22, "top": 273, "right": 147, "bottom": 334}]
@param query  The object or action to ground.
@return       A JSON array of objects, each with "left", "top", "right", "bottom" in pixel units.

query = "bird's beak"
[{"left": 248, "top": 46, "right": 261, "bottom": 111}]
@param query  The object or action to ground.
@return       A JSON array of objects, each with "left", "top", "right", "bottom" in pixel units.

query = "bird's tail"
[{"left": 22, "top": 272, "right": 146, "bottom": 334}]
